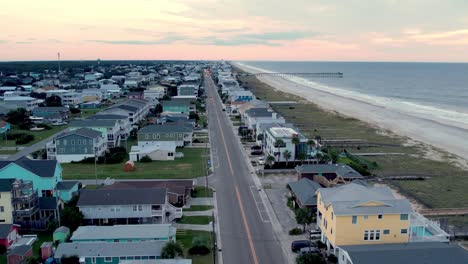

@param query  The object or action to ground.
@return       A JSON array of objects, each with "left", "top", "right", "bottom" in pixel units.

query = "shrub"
[
  {"left": 193, "top": 138, "right": 201, "bottom": 143},
  {"left": 139, "top": 155, "right": 152, "bottom": 163},
  {"left": 328, "top": 254, "right": 338, "bottom": 263},
  {"left": 289, "top": 227, "right": 303, "bottom": 235},
  {"left": 188, "top": 245, "right": 210, "bottom": 255},
  {"left": 16, "top": 134, "right": 34, "bottom": 145}
]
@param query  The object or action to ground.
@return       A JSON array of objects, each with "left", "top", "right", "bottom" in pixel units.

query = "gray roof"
[
  {"left": 0, "top": 157, "right": 58, "bottom": 178},
  {"left": 33, "top": 107, "right": 69, "bottom": 112},
  {"left": 55, "top": 226, "right": 70, "bottom": 234},
  {"left": 9, "top": 245, "right": 31, "bottom": 256},
  {"left": 245, "top": 108, "right": 273, "bottom": 117},
  {"left": 56, "top": 181, "right": 79, "bottom": 190},
  {"left": 71, "top": 224, "right": 175, "bottom": 241},
  {"left": 162, "top": 98, "right": 194, "bottom": 107},
  {"left": 77, "top": 188, "right": 167, "bottom": 206},
  {"left": 88, "top": 114, "right": 127, "bottom": 120},
  {"left": 0, "top": 224, "right": 13, "bottom": 238},
  {"left": 57, "top": 127, "right": 102, "bottom": 139},
  {"left": 54, "top": 241, "right": 165, "bottom": 258},
  {"left": 340, "top": 242, "right": 468, "bottom": 264},
  {"left": 296, "top": 164, "right": 363, "bottom": 179},
  {"left": 70, "top": 119, "right": 118, "bottom": 128},
  {"left": 288, "top": 178, "right": 321, "bottom": 206},
  {"left": 317, "top": 183, "right": 414, "bottom": 216},
  {"left": 138, "top": 124, "right": 192, "bottom": 134}
]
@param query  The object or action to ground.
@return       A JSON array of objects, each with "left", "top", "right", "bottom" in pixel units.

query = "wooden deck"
[{"left": 419, "top": 208, "right": 468, "bottom": 217}]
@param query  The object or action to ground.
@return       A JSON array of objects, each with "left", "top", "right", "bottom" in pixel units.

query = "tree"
[
  {"left": 161, "top": 241, "right": 184, "bottom": 259},
  {"left": 295, "top": 208, "right": 315, "bottom": 232},
  {"left": 45, "top": 95, "right": 63, "bottom": 107},
  {"left": 307, "top": 139, "right": 316, "bottom": 164},
  {"left": 283, "top": 150, "right": 291, "bottom": 167},
  {"left": 274, "top": 139, "right": 285, "bottom": 163},
  {"left": 154, "top": 103, "right": 163, "bottom": 114},
  {"left": 60, "top": 195, "right": 84, "bottom": 232},
  {"left": 6, "top": 108, "right": 31, "bottom": 129},
  {"left": 298, "top": 153, "right": 307, "bottom": 165},
  {"left": 189, "top": 112, "right": 200, "bottom": 121},
  {"left": 296, "top": 253, "right": 325, "bottom": 264},
  {"left": 266, "top": 155, "right": 275, "bottom": 168}
]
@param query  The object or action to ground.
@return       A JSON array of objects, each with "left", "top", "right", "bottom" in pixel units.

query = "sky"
[{"left": 1, "top": 0, "right": 468, "bottom": 62}]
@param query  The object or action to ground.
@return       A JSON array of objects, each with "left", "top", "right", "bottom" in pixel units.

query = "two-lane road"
[{"left": 205, "top": 71, "right": 286, "bottom": 264}]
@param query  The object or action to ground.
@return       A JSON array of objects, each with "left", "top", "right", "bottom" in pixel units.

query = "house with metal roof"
[
  {"left": 243, "top": 108, "right": 284, "bottom": 130},
  {"left": 316, "top": 183, "right": 450, "bottom": 255},
  {"left": 337, "top": 242, "right": 468, "bottom": 264},
  {"left": 264, "top": 126, "right": 309, "bottom": 164},
  {"left": 54, "top": 241, "right": 166, "bottom": 264},
  {"left": 296, "top": 164, "right": 364, "bottom": 187},
  {"left": 71, "top": 224, "right": 176, "bottom": 243},
  {"left": 87, "top": 114, "right": 132, "bottom": 140},
  {"left": 161, "top": 98, "right": 196, "bottom": 114},
  {"left": 101, "top": 99, "right": 151, "bottom": 125},
  {"left": 77, "top": 188, "right": 182, "bottom": 225},
  {"left": 46, "top": 127, "right": 107, "bottom": 163}
]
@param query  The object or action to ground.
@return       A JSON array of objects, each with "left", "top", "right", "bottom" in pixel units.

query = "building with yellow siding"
[
  {"left": 0, "top": 179, "right": 15, "bottom": 224},
  {"left": 316, "top": 183, "right": 449, "bottom": 255}
]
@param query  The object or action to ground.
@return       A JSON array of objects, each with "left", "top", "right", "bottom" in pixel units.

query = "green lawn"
[
  {"left": 184, "top": 205, "right": 214, "bottom": 212},
  {"left": 197, "top": 115, "right": 208, "bottom": 127},
  {"left": 177, "top": 216, "right": 213, "bottom": 225},
  {"left": 73, "top": 108, "right": 104, "bottom": 118},
  {"left": 177, "top": 230, "right": 214, "bottom": 264},
  {"left": 62, "top": 148, "right": 209, "bottom": 180},
  {"left": 0, "top": 149, "right": 17, "bottom": 155},
  {"left": 193, "top": 186, "right": 213, "bottom": 197},
  {"left": 1, "top": 125, "right": 67, "bottom": 147}
]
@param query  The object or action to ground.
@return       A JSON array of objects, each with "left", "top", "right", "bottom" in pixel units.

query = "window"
[
  {"left": 157, "top": 134, "right": 160, "bottom": 139},
  {"left": 133, "top": 205, "right": 138, "bottom": 211},
  {"left": 168, "top": 152, "right": 174, "bottom": 157},
  {"left": 0, "top": 206, "right": 4, "bottom": 212},
  {"left": 119, "top": 257, "right": 126, "bottom": 260},
  {"left": 104, "top": 257, "right": 112, "bottom": 262},
  {"left": 369, "top": 230, "right": 374, "bottom": 240},
  {"left": 364, "top": 230, "right": 380, "bottom": 241},
  {"left": 383, "top": 229, "right": 390, "bottom": 235},
  {"left": 153, "top": 134, "right": 157, "bottom": 139},
  {"left": 364, "top": 230, "right": 369, "bottom": 240},
  {"left": 135, "top": 256, "right": 141, "bottom": 260},
  {"left": 401, "top": 229, "right": 408, "bottom": 234},
  {"left": 149, "top": 256, "right": 156, "bottom": 260},
  {"left": 363, "top": 215, "right": 369, "bottom": 220},
  {"left": 63, "top": 139, "right": 67, "bottom": 145},
  {"left": 91, "top": 257, "right": 96, "bottom": 264},
  {"left": 400, "top": 214, "right": 409, "bottom": 220},
  {"left": 111, "top": 208, "right": 115, "bottom": 212},
  {"left": 331, "top": 212, "right": 334, "bottom": 220},
  {"left": 378, "top": 214, "right": 383, "bottom": 219},
  {"left": 138, "top": 205, "right": 143, "bottom": 211},
  {"left": 352, "top": 215, "right": 357, "bottom": 224},
  {"left": 375, "top": 230, "right": 381, "bottom": 240},
  {"left": 330, "top": 228, "right": 333, "bottom": 234},
  {"left": 71, "top": 140, "right": 75, "bottom": 145},
  {"left": 77, "top": 140, "right": 81, "bottom": 145}
]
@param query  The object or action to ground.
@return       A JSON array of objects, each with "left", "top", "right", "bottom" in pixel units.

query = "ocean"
[{"left": 237, "top": 61, "right": 468, "bottom": 131}]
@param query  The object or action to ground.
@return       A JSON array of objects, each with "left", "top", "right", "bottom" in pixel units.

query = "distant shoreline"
[{"left": 233, "top": 62, "right": 468, "bottom": 162}]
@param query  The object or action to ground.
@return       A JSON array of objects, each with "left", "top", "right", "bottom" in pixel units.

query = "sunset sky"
[{"left": 1, "top": 0, "right": 468, "bottom": 62}]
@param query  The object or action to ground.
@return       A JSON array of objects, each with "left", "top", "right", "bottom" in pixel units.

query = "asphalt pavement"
[{"left": 204, "top": 71, "right": 287, "bottom": 264}]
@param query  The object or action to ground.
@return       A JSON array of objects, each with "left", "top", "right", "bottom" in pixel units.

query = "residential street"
[{"left": 204, "top": 71, "right": 286, "bottom": 264}]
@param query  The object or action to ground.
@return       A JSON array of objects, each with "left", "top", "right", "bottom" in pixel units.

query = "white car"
[{"left": 258, "top": 156, "right": 265, "bottom": 165}]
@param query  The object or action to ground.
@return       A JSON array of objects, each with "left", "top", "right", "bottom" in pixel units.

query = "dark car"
[
  {"left": 291, "top": 240, "right": 314, "bottom": 253},
  {"left": 250, "top": 150, "right": 263, "bottom": 155},
  {"left": 250, "top": 145, "right": 262, "bottom": 150}
]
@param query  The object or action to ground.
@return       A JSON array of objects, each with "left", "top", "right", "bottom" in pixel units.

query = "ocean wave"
[{"left": 237, "top": 62, "right": 468, "bottom": 130}]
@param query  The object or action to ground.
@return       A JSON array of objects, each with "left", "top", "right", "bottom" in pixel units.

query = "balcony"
[
  {"left": 151, "top": 210, "right": 163, "bottom": 216},
  {"left": 409, "top": 213, "right": 450, "bottom": 242}
]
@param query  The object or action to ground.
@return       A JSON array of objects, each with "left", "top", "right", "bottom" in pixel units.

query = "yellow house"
[
  {"left": 316, "top": 183, "right": 414, "bottom": 253},
  {"left": 0, "top": 179, "right": 15, "bottom": 224}
]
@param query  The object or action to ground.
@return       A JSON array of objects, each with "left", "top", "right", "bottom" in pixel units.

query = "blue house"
[
  {"left": 0, "top": 121, "right": 10, "bottom": 134},
  {"left": 0, "top": 157, "right": 78, "bottom": 202}
]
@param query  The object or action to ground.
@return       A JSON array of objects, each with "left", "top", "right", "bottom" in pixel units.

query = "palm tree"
[
  {"left": 307, "top": 139, "right": 316, "bottom": 164},
  {"left": 297, "top": 153, "right": 307, "bottom": 165},
  {"left": 283, "top": 150, "right": 291, "bottom": 167},
  {"left": 274, "top": 139, "right": 285, "bottom": 163},
  {"left": 266, "top": 155, "right": 275, "bottom": 168},
  {"left": 291, "top": 136, "right": 300, "bottom": 164}
]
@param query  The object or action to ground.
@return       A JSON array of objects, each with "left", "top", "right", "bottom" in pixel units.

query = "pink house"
[{"left": 0, "top": 224, "right": 19, "bottom": 249}]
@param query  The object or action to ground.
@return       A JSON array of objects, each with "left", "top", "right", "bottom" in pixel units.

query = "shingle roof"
[
  {"left": 0, "top": 157, "right": 58, "bottom": 178},
  {"left": 288, "top": 178, "right": 321, "bottom": 206},
  {"left": 138, "top": 124, "right": 192, "bottom": 134},
  {"left": 0, "top": 178, "right": 15, "bottom": 192},
  {"left": 57, "top": 127, "right": 102, "bottom": 139},
  {"left": 77, "top": 188, "right": 167, "bottom": 206},
  {"left": 0, "top": 224, "right": 13, "bottom": 238},
  {"left": 56, "top": 181, "right": 79, "bottom": 190},
  {"left": 245, "top": 108, "right": 273, "bottom": 117},
  {"left": 340, "top": 242, "right": 468, "bottom": 264},
  {"left": 317, "top": 183, "right": 414, "bottom": 216},
  {"left": 70, "top": 119, "right": 117, "bottom": 128},
  {"left": 296, "top": 164, "right": 363, "bottom": 179},
  {"left": 54, "top": 241, "right": 165, "bottom": 258},
  {"left": 88, "top": 114, "right": 127, "bottom": 120},
  {"left": 71, "top": 224, "right": 176, "bottom": 241},
  {"left": 33, "top": 107, "right": 69, "bottom": 112}
]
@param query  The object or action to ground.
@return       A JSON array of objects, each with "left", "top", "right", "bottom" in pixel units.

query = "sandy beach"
[{"left": 234, "top": 62, "right": 468, "bottom": 162}]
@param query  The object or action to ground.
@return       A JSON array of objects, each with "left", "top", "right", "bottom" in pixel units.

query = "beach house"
[
  {"left": 70, "top": 119, "right": 121, "bottom": 148},
  {"left": 316, "top": 183, "right": 450, "bottom": 254},
  {"left": 70, "top": 224, "right": 176, "bottom": 242},
  {"left": 263, "top": 126, "right": 309, "bottom": 163}
]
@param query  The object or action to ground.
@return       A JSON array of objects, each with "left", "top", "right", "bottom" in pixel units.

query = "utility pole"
[{"left": 94, "top": 138, "right": 98, "bottom": 185}]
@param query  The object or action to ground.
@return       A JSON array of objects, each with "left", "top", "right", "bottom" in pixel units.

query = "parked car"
[
  {"left": 299, "top": 247, "right": 320, "bottom": 254},
  {"left": 291, "top": 240, "right": 315, "bottom": 253},
  {"left": 308, "top": 230, "right": 321, "bottom": 240},
  {"left": 258, "top": 156, "right": 265, "bottom": 165},
  {"left": 251, "top": 150, "right": 263, "bottom": 155},
  {"left": 52, "top": 121, "right": 68, "bottom": 126},
  {"left": 251, "top": 161, "right": 257, "bottom": 166},
  {"left": 250, "top": 145, "right": 262, "bottom": 150}
]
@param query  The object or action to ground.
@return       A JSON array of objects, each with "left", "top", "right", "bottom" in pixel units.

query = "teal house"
[
  {"left": 54, "top": 241, "right": 168, "bottom": 264},
  {"left": 162, "top": 98, "right": 196, "bottom": 114},
  {"left": 70, "top": 224, "right": 176, "bottom": 242},
  {"left": 0, "top": 157, "right": 78, "bottom": 202},
  {"left": 53, "top": 226, "right": 70, "bottom": 243}
]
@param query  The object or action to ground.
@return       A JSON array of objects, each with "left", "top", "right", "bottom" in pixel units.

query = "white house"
[
  {"left": 264, "top": 126, "right": 308, "bottom": 162},
  {"left": 3, "top": 96, "right": 42, "bottom": 111}
]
